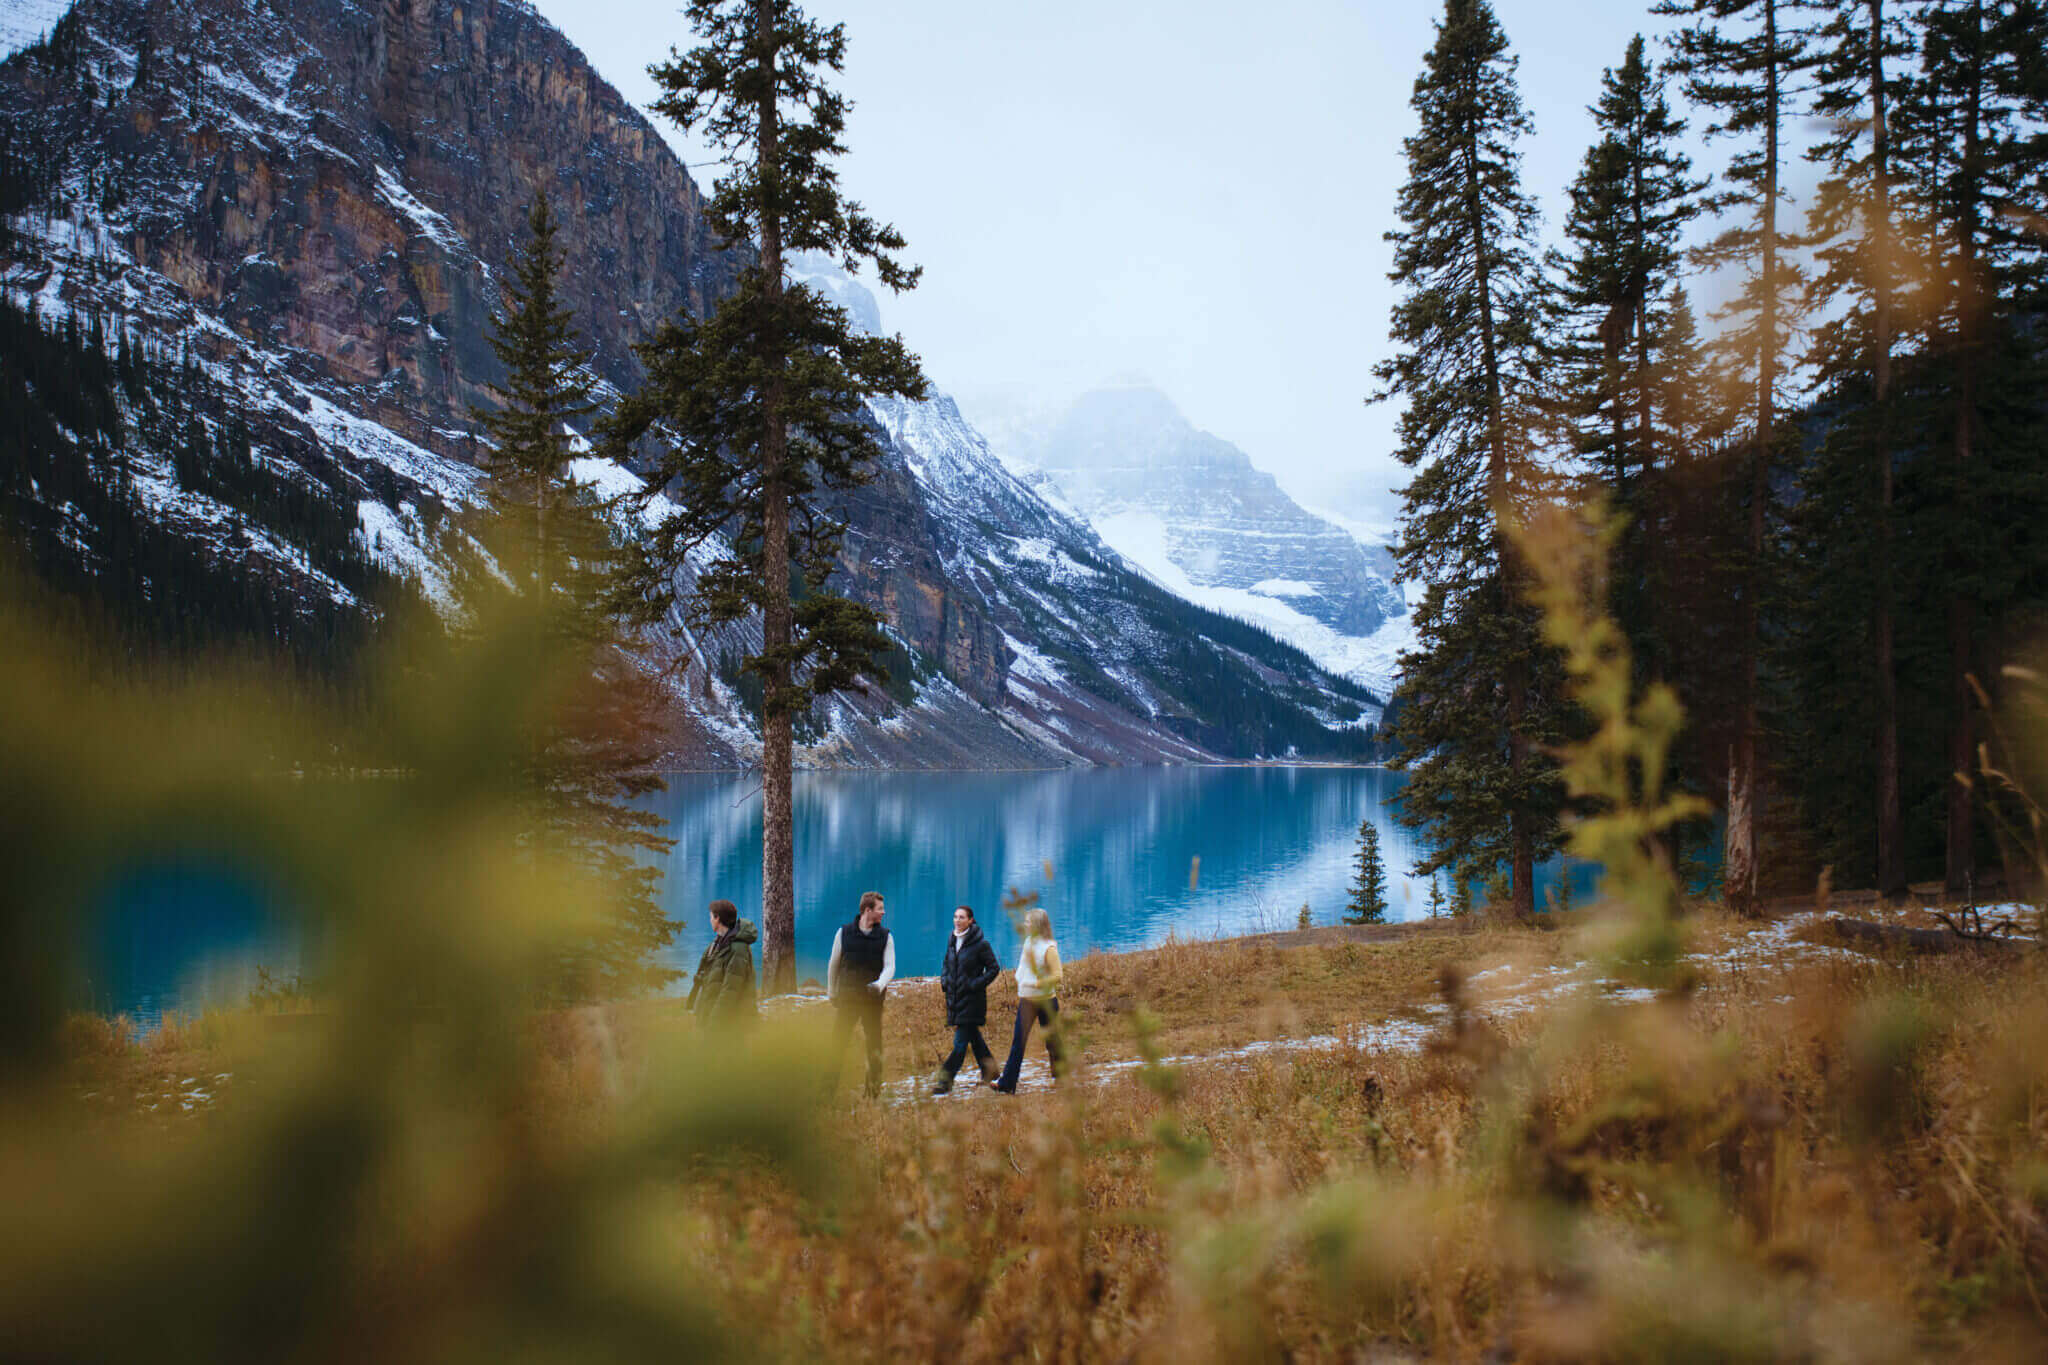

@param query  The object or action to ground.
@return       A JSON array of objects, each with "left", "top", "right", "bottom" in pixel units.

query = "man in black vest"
[{"left": 826, "top": 890, "right": 895, "bottom": 1098}]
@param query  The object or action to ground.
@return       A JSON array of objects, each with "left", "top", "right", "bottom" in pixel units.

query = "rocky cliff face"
[
  {"left": 830, "top": 441, "right": 1009, "bottom": 710},
  {"left": 0, "top": 0, "right": 1006, "bottom": 725},
  {"left": 1, "top": 0, "right": 1381, "bottom": 765},
  {"left": 2, "top": 0, "right": 737, "bottom": 457}
]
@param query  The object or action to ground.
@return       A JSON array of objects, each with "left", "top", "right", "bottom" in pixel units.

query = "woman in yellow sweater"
[{"left": 991, "top": 907, "right": 1065, "bottom": 1093}]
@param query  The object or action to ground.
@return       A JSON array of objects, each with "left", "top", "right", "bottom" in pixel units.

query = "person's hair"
[
  {"left": 955, "top": 904, "right": 975, "bottom": 922},
  {"left": 1024, "top": 907, "right": 1052, "bottom": 938},
  {"left": 859, "top": 890, "right": 884, "bottom": 914},
  {"left": 709, "top": 899, "right": 738, "bottom": 929}
]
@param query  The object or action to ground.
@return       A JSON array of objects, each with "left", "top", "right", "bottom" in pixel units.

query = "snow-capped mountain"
[
  {"left": 1, "top": 0, "right": 1383, "bottom": 765},
  {"left": 977, "top": 384, "right": 1412, "bottom": 697}
]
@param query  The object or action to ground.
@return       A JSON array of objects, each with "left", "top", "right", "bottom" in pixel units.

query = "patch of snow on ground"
[
  {"left": 204, "top": 61, "right": 305, "bottom": 128},
  {"left": 1699, "top": 911, "right": 1867, "bottom": 969},
  {"left": 1007, "top": 536, "right": 1056, "bottom": 566},
  {"left": 566, "top": 457, "right": 712, "bottom": 558},
  {"left": 566, "top": 455, "right": 642, "bottom": 504},
  {"left": 1001, "top": 634, "right": 1062, "bottom": 686},
  {"left": 293, "top": 389, "right": 482, "bottom": 505}
]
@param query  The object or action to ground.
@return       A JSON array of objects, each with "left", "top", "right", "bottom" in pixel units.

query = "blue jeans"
[
  {"left": 942, "top": 1023, "right": 994, "bottom": 1078},
  {"left": 993, "top": 996, "right": 1062, "bottom": 1091}
]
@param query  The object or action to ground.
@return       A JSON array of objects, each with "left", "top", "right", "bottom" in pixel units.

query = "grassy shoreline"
[{"left": 49, "top": 899, "right": 2048, "bottom": 1360}]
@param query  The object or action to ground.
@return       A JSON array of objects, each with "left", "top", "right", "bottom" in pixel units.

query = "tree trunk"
[
  {"left": 1945, "top": 0, "right": 1984, "bottom": 895},
  {"left": 755, "top": 0, "right": 796, "bottom": 994},
  {"left": 1461, "top": 98, "right": 1533, "bottom": 920},
  {"left": 1868, "top": 0, "right": 1906, "bottom": 900},
  {"left": 1727, "top": 0, "right": 1781, "bottom": 918},
  {"left": 536, "top": 468, "right": 549, "bottom": 606},
  {"left": 1933, "top": 2, "right": 1982, "bottom": 896}
]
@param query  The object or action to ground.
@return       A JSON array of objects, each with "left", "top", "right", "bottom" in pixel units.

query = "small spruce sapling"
[
  {"left": 1345, "top": 820, "right": 1389, "bottom": 925},
  {"left": 1427, "top": 877, "right": 1447, "bottom": 919},
  {"left": 1297, "top": 903, "right": 1313, "bottom": 931},
  {"left": 1483, "top": 868, "right": 1512, "bottom": 916}
]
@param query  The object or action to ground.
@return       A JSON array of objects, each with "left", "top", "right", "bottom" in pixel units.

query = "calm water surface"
[
  {"left": 80, "top": 766, "right": 1605, "bottom": 1023},
  {"left": 647, "top": 767, "right": 1601, "bottom": 986}
]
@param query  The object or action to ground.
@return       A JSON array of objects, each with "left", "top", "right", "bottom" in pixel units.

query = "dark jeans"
[
  {"left": 941, "top": 1023, "right": 994, "bottom": 1079},
  {"left": 993, "top": 996, "right": 1062, "bottom": 1092},
  {"left": 831, "top": 991, "right": 885, "bottom": 1097}
]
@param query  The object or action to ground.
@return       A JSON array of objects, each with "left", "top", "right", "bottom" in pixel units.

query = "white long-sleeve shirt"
[{"left": 826, "top": 924, "right": 895, "bottom": 997}]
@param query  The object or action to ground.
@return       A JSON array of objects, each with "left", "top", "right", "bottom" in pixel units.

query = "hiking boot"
[
  {"left": 930, "top": 1071, "right": 954, "bottom": 1096},
  {"left": 978, "top": 1058, "right": 1001, "bottom": 1085}
]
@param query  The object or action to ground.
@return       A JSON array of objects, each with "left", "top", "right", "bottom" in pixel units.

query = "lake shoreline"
[{"left": 643, "top": 759, "right": 1394, "bottom": 775}]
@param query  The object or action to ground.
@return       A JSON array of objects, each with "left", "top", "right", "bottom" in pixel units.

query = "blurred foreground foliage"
[{"left": 0, "top": 576, "right": 830, "bottom": 1363}]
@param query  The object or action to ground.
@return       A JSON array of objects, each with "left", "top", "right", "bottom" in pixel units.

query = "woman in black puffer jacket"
[{"left": 932, "top": 905, "right": 1001, "bottom": 1094}]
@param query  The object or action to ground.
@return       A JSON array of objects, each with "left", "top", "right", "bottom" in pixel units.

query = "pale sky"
[{"left": 530, "top": 0, "right": 1703, "bottom": 534}]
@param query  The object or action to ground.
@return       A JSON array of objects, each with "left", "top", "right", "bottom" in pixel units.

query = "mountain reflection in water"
[{"left": 646, "top": 766, "right": 1602, "bottom": 987}]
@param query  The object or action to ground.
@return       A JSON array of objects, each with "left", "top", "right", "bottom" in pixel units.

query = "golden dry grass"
[
  {"left": 74, "top": 908, "right": 2048, "bottom": 1361},
  {"left": 706, "top": 920, "right": 2048, "bottom": 1362}
]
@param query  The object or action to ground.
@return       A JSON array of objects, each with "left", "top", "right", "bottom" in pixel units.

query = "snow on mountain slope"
[
  {"left": 0, "top": 0, "right": 72, "bottom": 58},
  {"left": 976, "top": 383, "right": 1410, "bottom": 696},
  {"left": 1091, "top": 508, "right": 1413, "bottom": 700},
  {"left": 868, "top": 388, "right": 1385, "bottom": 750}
]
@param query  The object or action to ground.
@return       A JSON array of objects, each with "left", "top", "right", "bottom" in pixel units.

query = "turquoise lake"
[{"left": 80, "top": 766, "right": 1606, "bottom": 1025}]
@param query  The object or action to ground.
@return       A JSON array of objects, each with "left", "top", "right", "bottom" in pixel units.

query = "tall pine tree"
[
  {"left": 1543, "top": 34, "right": 1707, "bottom": 686},
  {"left": 471, "top": 196, "right": 678, "bottom": 1000},
  {"left": 1799, "top": 0, "right": 1916, "bottom": 897},
  {"left": 1655, "top": 0, "right": 1808, "bottom": 913},
  {"left": 606, "top": 0, "right": 927, "bottom": 993},
  {"left": 477, "top": 194, "right": 591, "bottom": 605},
  {"left": 1375, "top": 0, "right": 1567, "bottom": 918}
]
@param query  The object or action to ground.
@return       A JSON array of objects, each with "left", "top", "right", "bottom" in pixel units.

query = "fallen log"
[{"left": 1826, "top": 917, "right": 2022, "bottom": 956}]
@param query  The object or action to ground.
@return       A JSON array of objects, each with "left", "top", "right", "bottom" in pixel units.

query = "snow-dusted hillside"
[
  {"left": 868, "top": 387, "right": 1384, "bottom": 750},
  {"left": 1085, "top": 509, "right": 1417, "bottom": 701},
  {"left": 972, "top": 383, "right": 1411, "bottom": 697}
]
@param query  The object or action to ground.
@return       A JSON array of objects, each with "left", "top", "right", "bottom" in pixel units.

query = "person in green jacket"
[{"left": 686, "top": 899, "right": 756, "bottom": 1026}]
